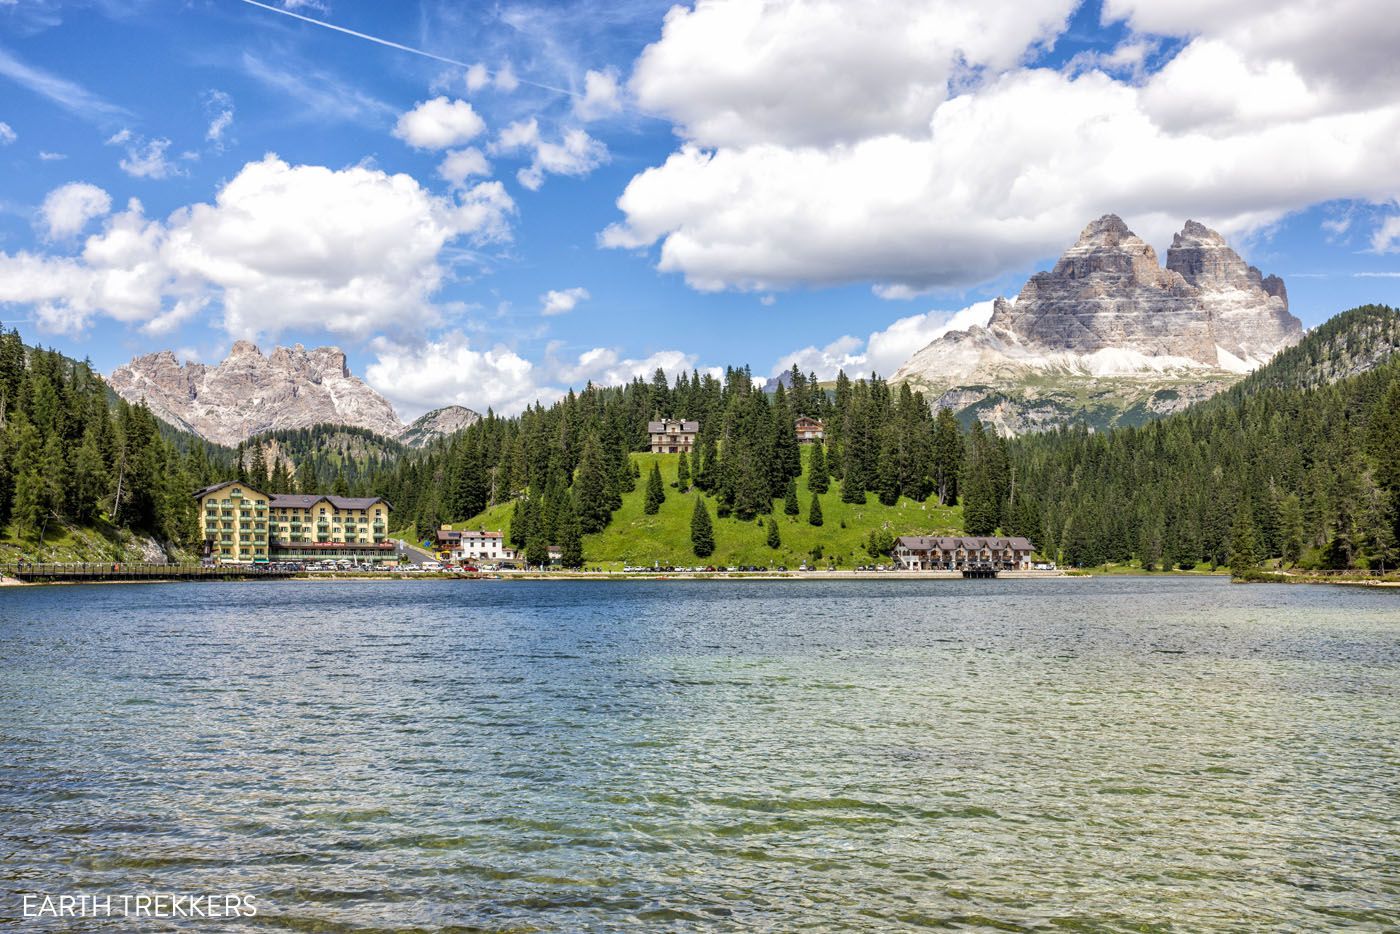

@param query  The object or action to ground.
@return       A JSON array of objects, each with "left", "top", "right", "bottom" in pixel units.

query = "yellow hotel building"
[{"left": 194, "top": 481, "right": 393, "bottom": 564}]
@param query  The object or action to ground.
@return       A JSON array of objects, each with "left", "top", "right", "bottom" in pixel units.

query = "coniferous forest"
[
  {"left": 0, "top": 329, "right": 230, "bottom": 554},
  {"left": 1, "top": 305, "right": 1397, "bottom": 571}
]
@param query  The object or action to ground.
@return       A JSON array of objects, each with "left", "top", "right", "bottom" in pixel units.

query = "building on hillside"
[
  {"left": 437, "top": 527, "right": 518, "bottom": 564},
  {"left": 195, "top": 481, "right": 394, "bottom": 564},
  {"left": 648, "top": 419, "right": 698, "bottom": 454},
  {"left": 795, "top": 416, "right": 825, "bottom": 444},
  {"left": 893, "top": 535, "right": 1034, "bottom": 571}
]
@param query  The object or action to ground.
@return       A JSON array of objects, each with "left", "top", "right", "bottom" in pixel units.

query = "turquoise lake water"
[{"left": 1, "top": 578, "right": 1398, "bottom": 931}]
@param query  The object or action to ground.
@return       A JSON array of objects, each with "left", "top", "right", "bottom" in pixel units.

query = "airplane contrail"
[{"left": 235, "top": 0, "right": 578, "bottom": 98}]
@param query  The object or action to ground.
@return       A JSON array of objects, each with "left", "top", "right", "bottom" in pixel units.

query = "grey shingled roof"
[
  {"left": 894, "top": 535, "right": 1033, "bottom": 550},
  {"left": 647, "top": 420, "right": 699, "bottom": 433}
]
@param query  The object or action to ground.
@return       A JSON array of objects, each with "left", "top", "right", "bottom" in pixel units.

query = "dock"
[{"left": 2, "top": 563, "right": 299, "bottom": 584}]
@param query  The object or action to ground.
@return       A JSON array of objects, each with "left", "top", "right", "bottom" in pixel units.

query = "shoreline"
[{"left": 3, "top": 569, "right": 1075, "bottom": 587}]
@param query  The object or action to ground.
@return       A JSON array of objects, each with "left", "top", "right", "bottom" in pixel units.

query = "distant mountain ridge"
[
  {"left": 891, "top": 214, "right": 1304, "bottom": 434},
  {"left": 108, "top": 341, "right": 478, "bottom": 448}
]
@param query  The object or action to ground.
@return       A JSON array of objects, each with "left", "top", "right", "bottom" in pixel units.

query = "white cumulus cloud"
[
  {"left": 575, "top": 68, "right": 622, "bottom": 121},
  {"left": 40, "top": 181, "right": 112, "bottom": 240},
  {"left": 608, "top": 0, "right": 1400, "bottom": 295},
  {"left": 393, "top": 97, "right": 486, "bottom": 150},
  {"left": 0, "top": 122, "right": 15, "bottom": 145},
  {"left": 107, "top": 130, "right": 180, "bottom": 179},
  {"left": 437, "top": 147, "right": 491, "bottom": 187},
  {"left": 493, "top": 118, "right": 607, "bottom": 190},
  {"left": 0, "top": 155, "right": 516, "bottom": 340},
  {"left": 540, "top": 286, "right": 589, "bottom": 316},
  {"left": 770, "top": 300, "right": 996, "bottom": 381}
]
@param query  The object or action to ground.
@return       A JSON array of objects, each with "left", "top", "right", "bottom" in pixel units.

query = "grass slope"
[
  {"left": 0, "top": 517, "right": 189, "bottom": 565},
  {"left": 461, "top": 452, "right": 962, "bottom": 569}
]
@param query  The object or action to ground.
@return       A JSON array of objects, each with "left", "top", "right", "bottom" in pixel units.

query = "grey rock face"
[
  {"left": 891, "top": 214, "right": 1304, "bottom": 435},
  {"left": 1164, "top": 220, "right": 1299, "bottom": 365},
  {"left": 109, "top": 342, "right": 405, "bottom": 446},
  {"left": 399, "top": 405, "right": 482, "bottom": 448}
]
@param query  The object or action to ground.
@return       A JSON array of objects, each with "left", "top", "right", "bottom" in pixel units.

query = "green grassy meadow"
[{"left": 461, "top": 452, "right": 963, "bottom": 569}]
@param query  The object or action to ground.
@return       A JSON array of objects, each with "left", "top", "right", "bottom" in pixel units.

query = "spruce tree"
[
  {"left": 840, "top": 472, "right": 865, "bottom": 505},
  {"left": 677, "top": 450, "right": 690, "bottom": 490},
  {"left": 644, "top": 462, "right": 666, "bottom": 514},
  {"left": 766, "top": 515, "right": 781, "bottom": 549},
  {"left": 1229, "top": 504, "right": 1259, "bottom": 575},
  {"left": 783, "top": 478, "right": 800, "bottom": 515},
  {"left": 808, "top": 492, "right": 823, "bottom": 526},
  {"left": 1278, "top": 493, "right": 1305, "bottom": 566},
  {"left": 526, "top": 534, "right": 549, "bottom": 568},
  {"left": 573, "top": 435, "right": 612, "bottom": 533},
  {"left": 691, "top": 496, "right": 715, "bottom": 557},
  {"left": 558, "top": 498, "right": 584, "bottom": 568},
  {"left": 807, "top": 442, "right": 829, "bottom": 494}
]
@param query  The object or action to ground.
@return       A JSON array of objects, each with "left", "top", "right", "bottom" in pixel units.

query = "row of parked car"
[{"left": 621, "top": 565, "right": 791, "bottom": 573}]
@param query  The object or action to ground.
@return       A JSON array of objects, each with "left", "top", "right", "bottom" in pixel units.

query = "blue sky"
[{"left": 1, "top": 0, "right": 1398, "bottom": 417}]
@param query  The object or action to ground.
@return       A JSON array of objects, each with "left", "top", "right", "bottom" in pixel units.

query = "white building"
[{"left": 437, "top": 527, "right": 518, "bottom": 563}]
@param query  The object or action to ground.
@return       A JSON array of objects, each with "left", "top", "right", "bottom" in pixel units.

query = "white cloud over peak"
[
  {"left": 367, "top": 332, "right": 542, "bottom": 419},
  {"left": 40, "top": 182, "right": 112, "bottom": 240},
  {"left": 771, "top": 335, "right": 866, "bottom": 382},
  {"left": 493, "top": 118, "right": 607, "bottom": 190},
  {"left": 863, "top": 301, "right": 995, "bottom": 377},
  {"left": 540, "top": 286, "right": 589, "bottom": 315},
  {"left": 609, "top": 0, "right": 1400, "bottom": 295},
  {"left": 771, "top": 300, "right": 995, "bottom": 381},
  {"left": 393, "top": 97, "right": 486, "bottom": 150},
  {"left": 365, "top": 333, "right": 703, "bottom": 419},
  {"left": 0, "top": 155, "right": 516, "bottom": 339}
]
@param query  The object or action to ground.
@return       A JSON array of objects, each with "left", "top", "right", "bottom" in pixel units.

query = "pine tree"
[
  {"left": 73, "top": 425, "right": 108, "bottom": 524},
  {"left": 573, "top": 435, "right": 613, "bottom": 533},
  {"left": 808, "top": 492, "right": 824, "bottom": 526},
  {"left": 931, "top": 407, "right": 962, "bottom": 505},
  {"left": 766, "top": 515, "right": 781, "bottom": 549},
  {"left": 644, "top": 462, "right": 666, "bottom": 514},
  {"left": 807, "top": 442, "right": 828, "bottom": 493},
  {"left": 677, "top": 450, "right": 690, "bottom": 490},
  {"left": 1278, "top": 493, "right": 1305, "bottom": 566},
  {"left": 1229, "top": 503, "right": 1259, "bottom": 575},
  {"left": 783, "top": 478, "right": 800, "bottom": 515},
  {"left": 558, "top": 498, "right": 584, "bottom": 568},
  {"left": 526, "top": 533, "right": 549, "bottom": 568},
  {"left": 840, "top": 472, "right": 865, "bottom": 505},
  {"left": 690, "top": 496, "right": 715, "bottom": 557}
]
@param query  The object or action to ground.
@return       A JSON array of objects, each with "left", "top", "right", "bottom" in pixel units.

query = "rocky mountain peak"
[
  {"left": 890, "top": 213, "right": 1305, "bottom": 435},
  {"left": 109, "top": 342, "right": 404, "bottom": 447}
]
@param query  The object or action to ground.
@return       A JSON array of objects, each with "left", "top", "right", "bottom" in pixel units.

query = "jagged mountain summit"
[
  {"left": 891, "top": 215, "right": 1303, "bottom": 434},
  {"left": 399, "top": 405, "right": 482, "bottom": 448},
  {"left": 108, "top": 341, "right": 478, "bottom": 448}
]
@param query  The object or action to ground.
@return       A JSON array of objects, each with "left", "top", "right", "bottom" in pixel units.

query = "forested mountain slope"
[
  {"left": 0, "top": 330, "right": 234, "bottom": 562},
  {"left": 1005, "top": 306, "right": 1400, "bottom": 570},
  {"left": 235, "top": 424, "right": 407, "bottom": 496}
]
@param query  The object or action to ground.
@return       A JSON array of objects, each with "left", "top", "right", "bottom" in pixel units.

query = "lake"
[{"left": 2, "top": 578, "right": 1398, "bottom": 930}]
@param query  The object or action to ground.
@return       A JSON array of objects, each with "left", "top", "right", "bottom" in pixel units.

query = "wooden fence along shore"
[{"left": 2, "top": 563, "right": 299, "bottom": 583}]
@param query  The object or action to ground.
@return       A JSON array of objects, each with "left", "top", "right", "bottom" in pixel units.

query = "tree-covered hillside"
[
  {"left": 235, "top": 424, "right": 406, "bottom": 496},
  {"left": 379, "top": 365, "right": 1001, "bottom": 564},
  {"left": 0, "top": 330, "right": 234, "bottom": 560},
  {"left": 1003, "top": 306, "right": 1400, "bottom": 571},
  {"left": 458, "top": 451, "right": 962, "bottom": 568}
]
